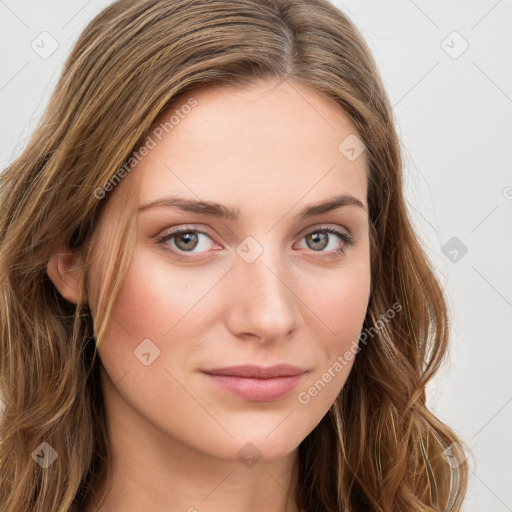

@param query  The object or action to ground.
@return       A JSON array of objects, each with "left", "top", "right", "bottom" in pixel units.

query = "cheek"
[
  {"left": 92, "top": 246, "right": 225, "bottom": 376},
  {"left": 301, "top": 258, "right": 371, "bottom": 345},
  {"left": 293, "top": 256, "right": 370, "bottom": 403},
  {"left": 295, "top": 302, "right": 368, "bottom": 419},
  {"left": 102, "top": 247, "right": 215, "bottom": 335}
]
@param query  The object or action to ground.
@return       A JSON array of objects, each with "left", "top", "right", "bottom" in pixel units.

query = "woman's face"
[{"left": 88, "top": 80, "right": 371, "bottom": 463}]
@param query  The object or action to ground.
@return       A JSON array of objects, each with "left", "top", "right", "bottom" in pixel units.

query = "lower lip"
[{"left": 202, "top": 372, "right": 307, "bottom": 401}]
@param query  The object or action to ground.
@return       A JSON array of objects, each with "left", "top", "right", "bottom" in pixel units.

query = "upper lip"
[{"left": 202, "top": 364, "right": 308, "bottom": 379}]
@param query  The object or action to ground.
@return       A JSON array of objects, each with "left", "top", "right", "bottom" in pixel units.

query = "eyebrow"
[{"left": 137, "top": 193, "right": 367, "bottom": 220}]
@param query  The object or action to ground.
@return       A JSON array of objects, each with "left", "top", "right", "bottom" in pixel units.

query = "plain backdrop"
[{"left": 1, "top": 1, "right": 511, "bottom": 510}]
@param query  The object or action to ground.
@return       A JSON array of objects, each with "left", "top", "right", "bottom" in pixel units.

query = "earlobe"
[{"left": 46, "top": 247, "right": 83, "bottom": 305}]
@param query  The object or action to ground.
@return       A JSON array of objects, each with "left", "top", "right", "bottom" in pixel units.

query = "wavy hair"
[{"left": 0, "top": 0, "right": 468, "bottom": 510}]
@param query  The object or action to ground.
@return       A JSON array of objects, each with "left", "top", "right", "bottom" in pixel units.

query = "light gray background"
[{"left": 1, "top": 1, "right": 511, "bottom": 510}]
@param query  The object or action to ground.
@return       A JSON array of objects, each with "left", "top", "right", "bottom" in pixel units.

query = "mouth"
[{"left": 201, "top": 364, "right": 309, "bottom": 401}]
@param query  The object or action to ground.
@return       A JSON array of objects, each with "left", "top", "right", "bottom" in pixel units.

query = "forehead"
[{"left": 134, "top": 81, "right": 367, "bottom": 217}]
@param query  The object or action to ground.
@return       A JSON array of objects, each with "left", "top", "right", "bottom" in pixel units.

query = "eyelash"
[{"left": 156, "top": 225, "right": 353, "bottom": 261}]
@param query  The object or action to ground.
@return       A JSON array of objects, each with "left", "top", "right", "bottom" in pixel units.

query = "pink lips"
[{"left": 201, "top": 364, "right": 308, "bottom": 401}]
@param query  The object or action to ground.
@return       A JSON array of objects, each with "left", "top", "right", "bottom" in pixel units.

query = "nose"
[{"left": 223, "top": 243, "right": 303, "bottom": 343}]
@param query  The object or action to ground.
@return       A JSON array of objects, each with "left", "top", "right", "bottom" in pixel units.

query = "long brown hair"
[{"left": 0, "top": 0, "right": 469, "bottom": 510}]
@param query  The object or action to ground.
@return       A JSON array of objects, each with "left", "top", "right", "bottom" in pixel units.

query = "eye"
[
  {"left": 295, "top": 226, "right": 353, "bottom": 256},
  {"left": 157, "top": 227, "right": 217, "bottom": 257}
]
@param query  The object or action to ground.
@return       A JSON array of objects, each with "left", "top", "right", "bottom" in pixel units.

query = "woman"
[{"left": 0, "top": 0, "right": 468, "bottom": 510}]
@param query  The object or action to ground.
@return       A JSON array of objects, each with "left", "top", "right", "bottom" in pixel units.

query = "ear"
[{"left": 46, "top": 245, "right": 83, "bottom": 305}]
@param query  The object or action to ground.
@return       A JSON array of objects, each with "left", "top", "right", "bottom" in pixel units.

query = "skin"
[{"left": 47, "top": 80, "right": 371, "bottom": 512}]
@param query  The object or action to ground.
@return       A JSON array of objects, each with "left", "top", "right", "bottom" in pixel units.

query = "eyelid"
[
  {"left": 158, "top": 224, "right": 216, "bottom": 240},
  {"left": 295, "top": 223, "right": 352, "bottom": 241}
]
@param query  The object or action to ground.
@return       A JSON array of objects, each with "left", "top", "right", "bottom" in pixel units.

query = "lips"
[
  {"left": 201, "top": 364, "right": 308, "bottom": 401},
  {"left": 203, "top": 364, "right": 307, "bottom": 379}
]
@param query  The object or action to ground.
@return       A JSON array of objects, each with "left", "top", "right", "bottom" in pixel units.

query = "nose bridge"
[{"left": 226, "top": 235, "right": 302, "bottom": 340}]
